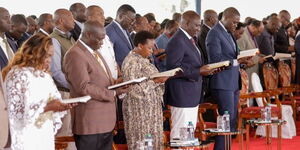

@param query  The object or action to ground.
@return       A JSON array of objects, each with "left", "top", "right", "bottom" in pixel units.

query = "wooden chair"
[
  {"left": 55, "top": 136, "right": 75, "bottom": 150},
  {"left": 196, "top": 103, "right": 219, "bottom": 141}
]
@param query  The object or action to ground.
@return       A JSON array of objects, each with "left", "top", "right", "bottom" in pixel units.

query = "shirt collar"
[
  {"left": 75, "top": 20, "right": 84, "bottom": 30},
  {"left": 39, "top": 28, "right": 50, "bottom": 36},
  {"left": 79, "top": 39, "right": 96, "bottom": 54},
  {"left": 203, "top": 23, "right": 212, "bottom": 30},
  {"left": 180, "top": 27, "right": 192, "bottom": 39},
  {"left": 219, "top": 21, "right": 228, "bottom": 32},
  {"left": 114, "top": 20, "right": 126, "bottom": 32},
  {"left": 0, "top": 34, "right": 7, "bottom": 41}
]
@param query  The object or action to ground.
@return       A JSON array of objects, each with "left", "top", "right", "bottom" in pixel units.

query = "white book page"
[{"left": 62, "top": 95, "right": 91, "bottom": 103}]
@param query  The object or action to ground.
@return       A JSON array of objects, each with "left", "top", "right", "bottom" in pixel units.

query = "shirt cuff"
[{"left": 233, "top": 59, "right": 239, "bottom": 66}]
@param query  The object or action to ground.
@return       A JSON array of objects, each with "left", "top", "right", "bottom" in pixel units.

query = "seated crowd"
[{"left": 0, "top": 2, "right": 300, "bottom": 150}]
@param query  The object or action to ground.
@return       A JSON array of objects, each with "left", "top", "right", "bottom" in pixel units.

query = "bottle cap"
[{"left": 224, "top": 111, "right": 229, "bottom": 114}]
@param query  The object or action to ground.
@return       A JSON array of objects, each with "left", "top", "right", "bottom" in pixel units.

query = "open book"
[
  {"left": 264, "top": 53, "right": 292, "bottom": 61},
  {"left": 62, "top": 95, "right": 91, "bottom": 103},
  {"left": 237, "top": 48, "right": 259, "bottom": 59},
  {"left": 108, "top": 68, "right": 182, "bottom": 90},
  {"left": 207, "top": 60, "right": 231, "bottom": 70}
]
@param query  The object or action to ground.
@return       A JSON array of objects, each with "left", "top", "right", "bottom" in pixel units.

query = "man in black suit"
[
  {"left": 274, "top": 10, "right": 294, "bottom": 53},
  {"left": 69, "top": 3, "right": 87, "bottom": 41},
  {"left": 6, "top": 14, "right": 29, "bottom": 49},
  {"left": 0, "top": 7, "right": 18, "bottom": 70},
  {"left": 37, "top": 13, "right": 55, "bottom": 36}
]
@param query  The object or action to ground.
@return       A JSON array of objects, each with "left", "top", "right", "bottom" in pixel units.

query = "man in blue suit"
[
  {"left": 206, "top": 7, "right": 244, "bottom": 150},
  {"left": 165, "top": 10, "right": 217, "bottom": 140},
  {"left": 0, "top": 7, "right": 18, "bottom": 70},
  {"left": 105, "top": 4, "right": 136, "bottom": 67}
]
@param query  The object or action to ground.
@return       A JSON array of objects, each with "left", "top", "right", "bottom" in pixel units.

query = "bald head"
[
  {"left": 69, "top": 3, "right": 86, "bottom": 23},
  {"left": 53, "top": 9, "right": 75, "bottom": 32},
  {"left": 81, "top": 20, "right": 106, "bottom": 50},
  {"left": 85, "top": 5, "right": 105, "bottom": 25},
  {"left": 221, "top": 7, "right": 240, "bottom": 33},
  {"left": 0, "top": 7, "right": 11, "bottom": 34},
  {"left": 181, "top": 11, "right": 201, "bottom": 37},
  {"left": 203, "top": 9, "right": 218, "bottom": 27}
]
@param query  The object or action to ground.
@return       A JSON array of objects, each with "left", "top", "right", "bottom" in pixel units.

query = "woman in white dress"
[{"left": 2, "top": 33, "right": 76, "bottom": 150}]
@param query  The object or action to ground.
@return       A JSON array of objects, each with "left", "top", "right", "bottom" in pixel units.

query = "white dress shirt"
[{"left": 0, "top": 35, "right": 14, "bottom": 60}]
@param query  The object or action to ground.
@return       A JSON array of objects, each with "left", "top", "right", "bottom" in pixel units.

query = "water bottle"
[
  {"left": 187, "top": 121, "right": 195, "bottom": 141},
  {"left": 144, "top": 134, "right": 153, "bottom": 150},
  {"left": 217, "top": 115, "right": 224, "bottom": 131},
  {"left": 265, "top": 103, "right": 272, "bottom": 122},
  {"left": 223, "top": 111, "right": 230, "bottom": 132}
]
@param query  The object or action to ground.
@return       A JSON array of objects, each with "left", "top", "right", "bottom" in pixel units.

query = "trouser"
[
  {"left": 74, "top": 132, "right": 113, "bottom": 150},
  {"left": 170, "top": 106, "right": 199, "bottom": 140},
  {"left": 212, "top": 89, "right": 239, "bottom": 150}
]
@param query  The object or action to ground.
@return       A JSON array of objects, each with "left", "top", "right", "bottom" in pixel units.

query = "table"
[
  {"left": 246, "top": 119, "right": 287, "bottom": 150},
  {"left": 165, "top": 140, "right": 213, "bottom": 150},
  {"left": 202, "top": 129, "right": 244, "bottom": 150}
]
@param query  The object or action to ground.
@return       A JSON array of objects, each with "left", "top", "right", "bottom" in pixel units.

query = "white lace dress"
[{"left": 4, "top": 67, "right": 66, "bottom": 150}]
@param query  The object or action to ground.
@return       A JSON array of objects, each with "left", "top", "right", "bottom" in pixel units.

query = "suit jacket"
[
  {"left": 274, "top": 26, "right": 289, "bottom": 53},
  {"left": 197, "top": 24, "right": 210, "bottom": 64},
  {"left": 0, "top": 74, "right": 9, "bottom": 148},
  {"left": 105, "top": 21, "right": 133, "bottom": 66},
  {"left": 256, "top": 28, "right": 275, "bottom": 56},
  {"left": 206, "top": 22, "right": 240, "bottom": 91},
  {"left": 237, "top": 27, "right": 257, "bottom": 51},
  {"left": 0, "top": 38, "right": 18, "bottom": 70},
  {"left": 70, "top": 22, "right": 82, "bottom": 41},
  {"left": 63, "top": 41, "right": 116, "bottom": 135},
  {"left": 164, "top": 29, "right": 203, "bottom": 107},
  {"left": 295, "top": 32, "right": 300, "bottom": 84}
]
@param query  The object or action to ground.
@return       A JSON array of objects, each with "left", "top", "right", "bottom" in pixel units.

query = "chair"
[
  {"left": 196, "top": 103, "right": 219, "bottom": 141},
  {"left": 252, "top": 73, "right": 296, "bottom": 138},
  {"left": 55, "top": 136, "right": 75, "bottom": 150}
]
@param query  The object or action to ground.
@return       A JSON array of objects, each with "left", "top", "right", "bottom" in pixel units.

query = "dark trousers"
[
  {"left": 212, "top": 89, "right": 239, "bottom": 150},
  {"left": 74, "top": 131, "right": 113, "bottom": 150}
]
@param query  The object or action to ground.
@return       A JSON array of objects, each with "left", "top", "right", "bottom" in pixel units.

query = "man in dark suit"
[
  {"left": 64, "top": 20, "right": 128, "bottom": 150},
  {"left": 69, "top": 3, "right": 87, "bottom": 41},
  {"left": 105, "top": 4, "right": 136, "bottom": 66},
  {"left": 197, "top": 9, "right": 218, "bottom": 106},
  {"left": 274, "top": 10, "right": 294, "bottom": 53},
  {"left": 6, "top": 14, "right": 29, "bottom": 48},
  {"left": 37, "top": 13, "right": 55, "bottom": 36},
  {"left": 0, "top": 7, "right": 18, "bottom": 70},
  {"left": 165, "top": 10, "right": 216, "bottom": 139},
  {"left": 206, "top": 7, "right": 243, "bottom": 150}
]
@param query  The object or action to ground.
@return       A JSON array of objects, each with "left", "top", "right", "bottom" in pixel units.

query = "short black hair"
[
  {"left": 218, "top": 12, "right": 223, "bottom": 20},
  {"left": 11, "top": 14, "right": 28, "bottom": 26},
  {"left": 133, "top": 31, "right": 154, "bottom": 47},
  {"left": 144, "top": 13, "right": 156, "bottom": 23},
  {"left": 165, "top": 20, "right": 177, "bottom": 30},
  {"left": 29, "top": 15, "right": 37, "bottom": 20},
  {"left": 117, "top": 4, "right": 136, "bottom": 15},
  {"left": 38, "top": 13, "right": 51, "bottom": 26},
  {"left": 160, "top": 19, "right": 170, "bottom": 29},
  {"left": 250, "top": 19, "right": 262, "bottom": 28},
  {"left": 236, "top": 22, "right": 246, "bottom": 30}
]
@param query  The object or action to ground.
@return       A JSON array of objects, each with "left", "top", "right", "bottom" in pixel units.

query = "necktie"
[
  {"left": 93, "top": 51, "right": 109, "bottom": 77},
  {"left": 3, "top": 39, "right": 14, "bottom": 60}
]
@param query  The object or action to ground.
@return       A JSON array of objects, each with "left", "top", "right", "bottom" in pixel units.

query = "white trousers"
[{"left": 170, "top": 106, "right": 199, "bottom": 139}]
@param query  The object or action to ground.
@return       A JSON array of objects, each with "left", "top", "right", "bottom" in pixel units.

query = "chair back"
[
  {"left": 277, "top": 60, "right": 291, "bottom": 87},
  {"left": 262, "top": 62, "right": 279, "bottom": 90},
  {"left": 240, "top": 69, "right": 249, "bottom": 106},
  {"left": 251, "top": 73, "right": 265, "bottom": 107},
  {"left": 291, "top": 58, "right": 296, "bottom": 82}
]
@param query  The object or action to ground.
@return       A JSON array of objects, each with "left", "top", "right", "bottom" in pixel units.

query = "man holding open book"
[{"left": 165, "top": 10, "right": 218, "bottom": 140}]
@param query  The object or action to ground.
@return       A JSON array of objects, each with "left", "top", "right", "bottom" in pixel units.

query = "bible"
[
  {"left": 207, "top": 60, "right": 231, "bottom": 70},
  {"left": 62, "top": 95, "right": 91, "bottom": 103},
  {"left": 237, "top": 48, "right": 259, "bottom": 59},
  {"left": 108, "top": 68, "right": 183, "bottom": 90},
  {"left": 264, "top": 53, "right": 292, "bottom": 61}
]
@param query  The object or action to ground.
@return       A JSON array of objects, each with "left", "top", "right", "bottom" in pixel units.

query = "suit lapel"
[
  {"left": 0, "top": 46, "right": 8, "bottom": 66},
  {"left": 179, "top": 30, "right": 202, "bottom": 63},
  {"left": 112, "top": 22, "right": 132, "bottom": 50},
  {"left": 217, "top": 23, "right": 237, "bottom": 55},
  {"left": 77, "top": 41, "right": 113, "bottom": 84}
]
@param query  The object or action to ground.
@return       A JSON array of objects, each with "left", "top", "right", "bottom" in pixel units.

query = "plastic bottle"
[
  {"left": 217, "top": 115, "right": 224, "bottom": 131},
  {"left": 187, "top": 121, "right": 195, "bottom": 141},
  {"left": 265, "top": 103, "right": 272, "bottom": 122},
  {"left": 223, "top": 111, "right": 230, "bottom": 132},
  {"left": 144, "top": 134, "right": 153, "bottom": 150}
]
